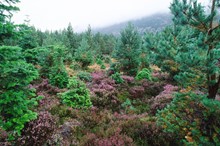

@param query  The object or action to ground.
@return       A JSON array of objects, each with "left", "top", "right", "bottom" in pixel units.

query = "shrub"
[
  {"left": 100, "top": 64, "right": 106, "bottom": 69},
  {"left": 70, "top": 61, "right": 82, "bottom": 70},
  {"left": 157, "top": 92, "right": 220, "bottom": 145},
  {"left": 77, "top": 71, "right": 92, "bottom": 82},
  {"left": 129, "top": 86, "right": 145, "bottom": 99},
  {"left": 60, "top": 77, "right": 92, "bottom": 108},
  {"left": 49, "top": 66, "right": 69, "bottom": 89},
  {"left": 0, "top": 46, "right": 39, "bottom": 136},
  {"left": 108, "top": 62, "right": 120, "bottom": 76},
  {"left": 121, "top": 75, "right": 134, "bottom": 83},
  {"left": 16, "top": 111, "right": 56, "bottom": 146},
  {"left": 89, "top": 73, "right": 120, "bottom": 110},
  {"left": 150, "top": 84, "right": 178, "bottom": 115},
  {"left": 81, "top": 128, "right": 134, "bottom": 146},
  {"left": 111, "top": 72, "right": 124, "bottom": 84},
  {"left": 91, "top": 71, "right": 106, "bottom": 84},
  {"left": 135, "top": 68, "right": 152, "bottom": 81}
]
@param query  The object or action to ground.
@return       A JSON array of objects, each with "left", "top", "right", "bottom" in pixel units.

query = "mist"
[{"left": 13, "top": 0, "right": 173, "bottom": 32}]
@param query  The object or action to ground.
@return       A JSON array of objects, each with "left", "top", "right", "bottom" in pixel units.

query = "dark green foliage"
[
  {"left": 23, "top": 47, "right": 49, "bottom": 64},
  {"left": 49, "top": 67, "right": 69, "bottom": 89},
  {"left": 111, "top": 72, "right": 124, "bottom": 84},
  {"left": 157, "top": 92, "right": 220, "bottom": 145},
  {"left": 114, "top": 23, "right": 142, "bottom": 76},
  {"left": 0, "top": 46, "right": 39, "bottom": 136},
  {"left": 74, "top": 36, "right": 94, "bottom": 68},
  {"left": 0, "top": 0, "right": 20, "bottom": 44},
  {"left": 60, "top": 76, "right": 92, "bottom": 108},
  {"left": 70, "top": 61, "right": 81, "bottom": 70},
  {"left": 48, "top": 46, "right": 69, "bottom": 88},
  {"left": 170, "top": 0, "right": 220, "bottom": 98},
  {"left": 135, "top": 68, "right": 152, "bottom": 81},
  {"left": 65, "top": 23, "right": 78, "bottom": 54},
  {"left": 33, "top": 45, "right": 69, "bottom": 88},
  {"left": 17, "top": 25, "right": 38, "bottom": 50},
  {"left": 77, "top": 71, "right": 92, "bottom": 82}
]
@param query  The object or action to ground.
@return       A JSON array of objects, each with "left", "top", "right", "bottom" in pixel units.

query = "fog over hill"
[{"left": 95, "top": 13, "right": 173, "bottom": 35}]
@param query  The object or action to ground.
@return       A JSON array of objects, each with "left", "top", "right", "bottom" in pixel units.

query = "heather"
[{"left": 1, "top": 0, "right": 220, "bottom": 145}]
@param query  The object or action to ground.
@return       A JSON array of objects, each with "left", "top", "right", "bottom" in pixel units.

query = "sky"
[{"left": 11, "top": 0, "right": 208, "bottom": 32}]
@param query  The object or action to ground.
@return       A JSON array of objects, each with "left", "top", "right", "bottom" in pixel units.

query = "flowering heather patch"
[
  {"left": 30, "top": 79, "right": 62, "bottom": 110},
  {"left": 16, "top": 111, "right": 56, "bottom": 146},
  {"left": 121, "top": 75, "right": 134, "bottom": 83},
  {"left": 88, "top": 72, "right": 120, "bottom": 110},
  {"left": 129, "top": 86, "right": 145, "bottom": 99},
  {"left": 150, "top": 84, "right": 178, "bottom": 115}
]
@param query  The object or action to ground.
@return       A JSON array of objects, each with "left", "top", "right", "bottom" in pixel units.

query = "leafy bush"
[
  {"left": 0, "top": 46, "right": 39, "bottom": 136},
  {"left": 111, "top": 72, "right": 124, "bottom": 84},
  {"left": 77, "top": 71, "right": 92, "bottom": 82},
  {"left": 157, "top": 92, "right": 220, "bottom": 145},
  {"left": 60, "top": 77, "right": 92, "bottom": 108},
  {"left": 16, "top": 111, "right": 56, "bottom": 146},
  {"left": 135, "top": 68, "right": 152, "bottom": 81}
]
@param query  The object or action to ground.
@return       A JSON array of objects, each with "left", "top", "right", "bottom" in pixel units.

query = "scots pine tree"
[
  {"left": 114, "top": 23, "right": 141, "bottom": 76},
  {"left": 170, "top": 0, "right": 220, "bottom": 98},
  {"left": 74, "top": 35, "right": 94, "bottom": 68},
  {"left": 65, "top": 23, "right": 78, "bottom": 54}
]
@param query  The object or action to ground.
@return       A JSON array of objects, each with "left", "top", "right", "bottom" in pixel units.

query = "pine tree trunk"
[{"left": 208, "top": 75, "right": 220, "bottom": 99}]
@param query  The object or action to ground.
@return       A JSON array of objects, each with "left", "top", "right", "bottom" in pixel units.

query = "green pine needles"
[
  {"left": 0, "top": 46, "right": 39, "bottom": 136},
  {"left": 157, "top": 92, "right": 220, "bottom": 145},
  {"left": 135, "top": 68, "right": 152, "bottom": 81},
  {"left": 114, "top": 23, "right": 141, "bottom": 76},
  {"left": 60, "top": 76, "right": 92, "bottom": 108}
]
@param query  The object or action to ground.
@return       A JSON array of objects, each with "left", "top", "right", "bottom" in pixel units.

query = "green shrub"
[
  {"left": 96, "top": 58, "right": 103, "bottom": 65},
  {"left": 70, "top": 61, "right": 82, "bottom": 70},
  {"left": 0, "top": 46, "right": 39, "bottom": 136},
  {"left": 100, "top": 64, "right": 106, "bottom": 69},
  {"left": 103, "top": 55, "right": 111, "bottom": 64},
  {"left": 77, "top": 71, "right": 92, "bottom": 82},
  {"left": 111, "top": 72, "right": 124, "bottom": 84},
  {"left": 157, "top": 92, "right": 220, "bottom": 145},
  {"left": 135, "top": 68, "right": 152, "bottom": 81},
  {"left": 60, "top": 77, "right": 92, "bottom": 108},
  {"left": 49, "top": 66, "right": 69, "bottom": 89},
  {"left": 42, "top": 46, "right": 69, "bottom": 88}
]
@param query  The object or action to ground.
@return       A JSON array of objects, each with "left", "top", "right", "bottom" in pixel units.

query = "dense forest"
[{"left": 1, "top": 0, "right": 220, "bottom": 145}]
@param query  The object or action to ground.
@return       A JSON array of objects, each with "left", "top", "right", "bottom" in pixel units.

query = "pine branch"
[{"left": 182, "top": 10, "right": 208, "bottom": 32}]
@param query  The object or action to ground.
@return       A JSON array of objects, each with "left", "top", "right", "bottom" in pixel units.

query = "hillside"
[{"left": 95, "top": 13, "right": 172, "bottom": 35}]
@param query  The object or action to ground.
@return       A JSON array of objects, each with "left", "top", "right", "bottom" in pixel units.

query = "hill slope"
[{"left": 95, "top": 13, "right": 172, "bottom": 35}]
